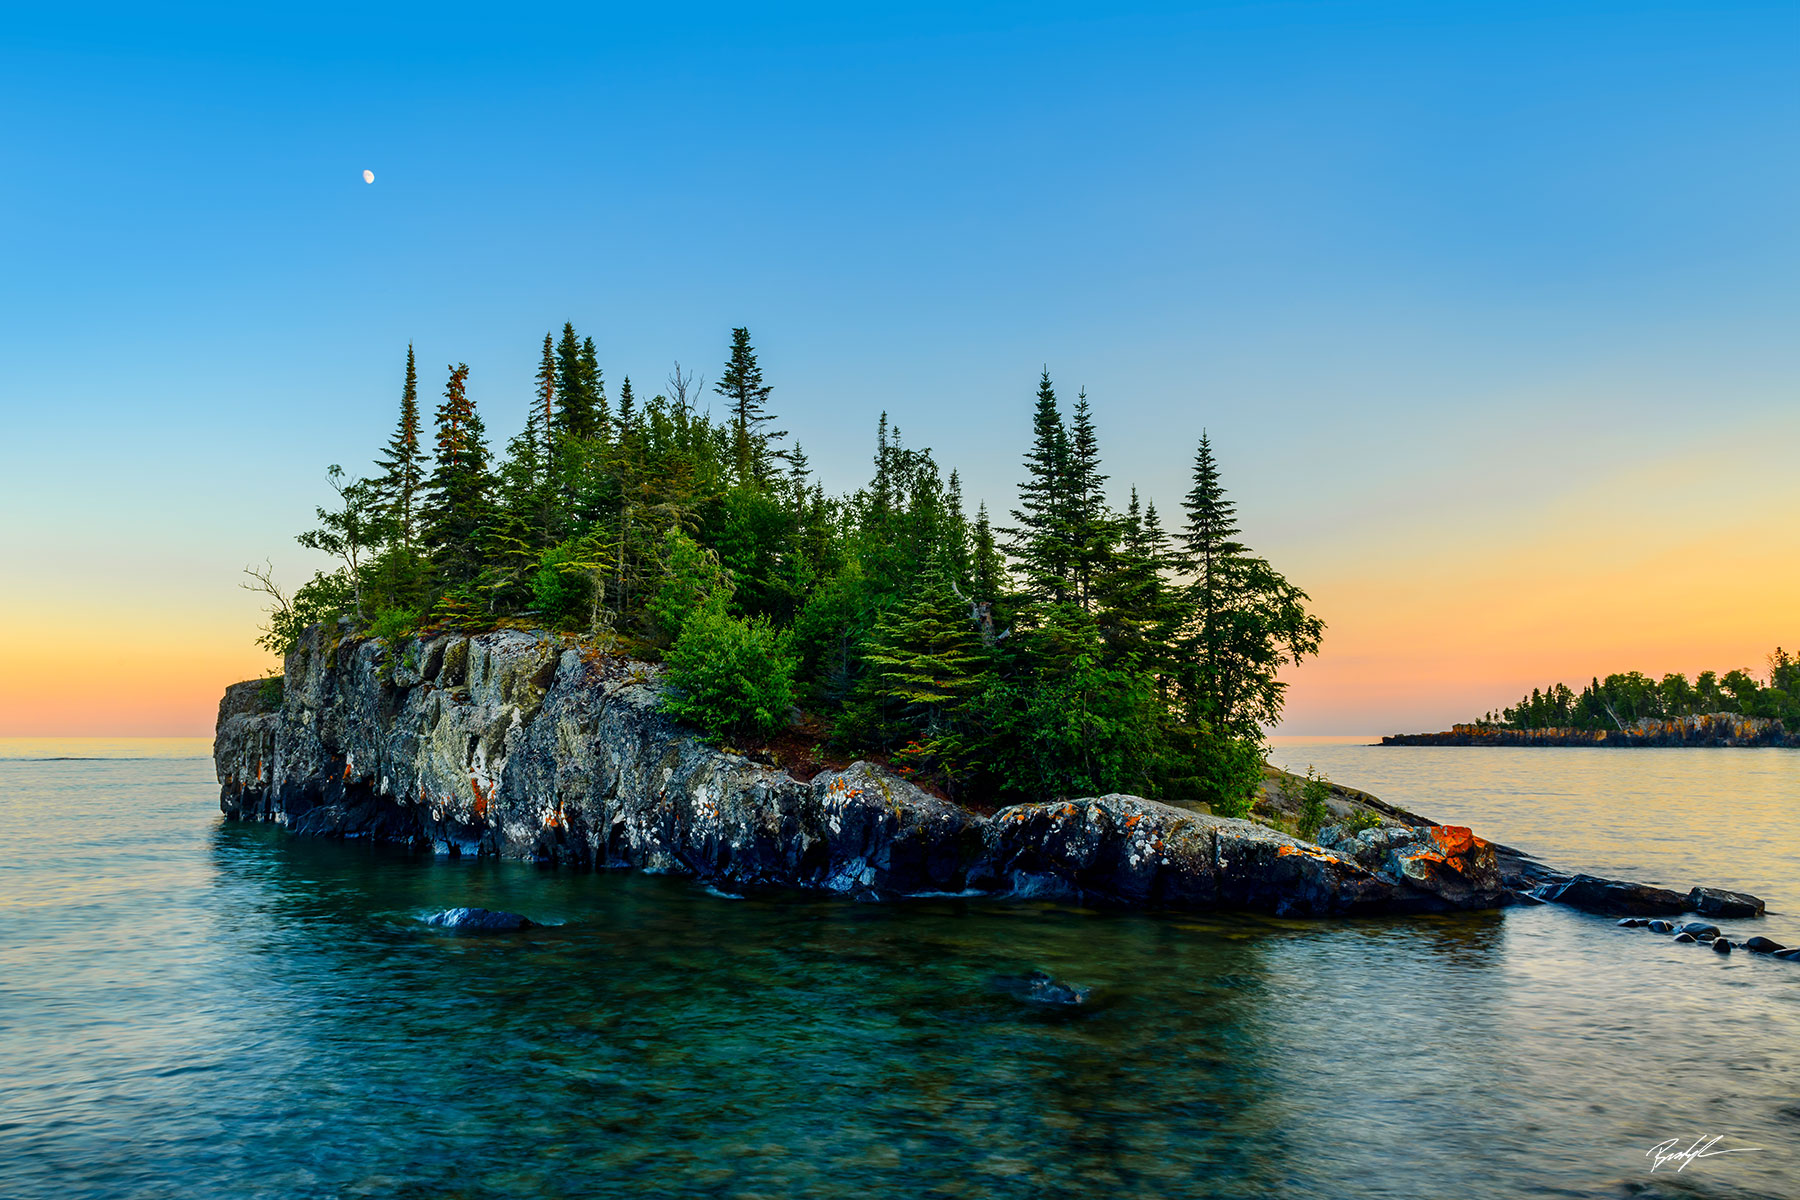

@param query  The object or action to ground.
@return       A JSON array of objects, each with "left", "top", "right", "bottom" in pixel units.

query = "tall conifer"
[
  {"left": 420, "top": 363, "right": 494, "bottom": 587},
  {"left": 373, "top": 344, "right": 426, "bottom": 549},
  {"left": 1006, "top": 369, "right": 1074, "bottom": 605},
  {"left": 716, "top": 327, "right": 785, "bottom": 484}
]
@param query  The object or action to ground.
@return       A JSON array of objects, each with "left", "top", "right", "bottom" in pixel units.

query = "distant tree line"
[
  {"left": 247, "top": 324, "right": 1324, "bottom": 815},
  {"left": 1479, "top": 653, "right": 1800, "bottom": 731}
]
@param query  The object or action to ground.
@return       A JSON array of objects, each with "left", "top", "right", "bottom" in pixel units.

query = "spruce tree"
[
  {"left": 1006, "top": 369, "right": 1074, "bottom": 605},
  {"left": 419, "top": 363, "right": 494, "bottom": 589},
  {"left": 580, "top": 335, "right": 609, "bottom": 439},
  {"left": 554, "top": 323, "right": 593, "bottom": 439},
  {"left": 373, "top": 344, "right": 426, "bottom": 549},
  {"left": 1066, "top": 388, "right": 1112, "bottom": 611},
  {"left": 534, "top": 333, "right": 558, "bottom": 464},
  {"left": 715, "top": 327, "right": 785, "bottom": 485}
]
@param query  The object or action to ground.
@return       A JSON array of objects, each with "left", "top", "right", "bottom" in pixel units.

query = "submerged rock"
[
  {"left": 424, "top": 907, "right": 534, "bottom": 931},
  {"left": 1616, "top": 917, "right": 1646, "bottom": 928},
  {"left": 992, "top": 970, "right": 1092, "bottom": 1008},
  {"left": 1744, "top": 937, "right": 1786, "bottom": 955},
  {"left": 1773, "top": 949, "right": 1800, "bottom": 962},
  {"left": 1673, "top": 932, "right": 1697, "bottom": 944}
]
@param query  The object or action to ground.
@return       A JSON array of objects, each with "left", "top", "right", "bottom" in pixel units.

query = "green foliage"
[
  {"left": 1344, "top": 808, "right": 1383, "bottom": 835},
  {"left": 254, "top": 327, "right": 1341, "bottom": 813},
  {"left": 257, "top": 673, "right": 284, "bottom": 710},
  {"left": 1493, "top": 651, "right": 1800, "bottom": 730},
  {"left": 530, "top": 543, "right": 594, "bottom": 628},
  {"left": 659, "top": 607, "right": 796, "bottom": 743},
  {"left": 251, "top": 568, "right": 352, "bottom": 657},
  {"left": 367, "top": 605, "right": 421, "bottom": 645},
  {"left": 1297, "top": 766, "right": 1332, "bottom": 841},
  {"left": 1193, "top": 733, "right": 1265, "bottom": 819},
  {"left": 647, "top": 528, "right": 734, "bottom": 642}
]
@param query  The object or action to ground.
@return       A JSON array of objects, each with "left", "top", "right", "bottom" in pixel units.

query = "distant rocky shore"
[
  {"left": 214, "top": 623, "right": 1767, "bottom": 923},
  {"left": 1383, "top": 715, "right": 1794, "bottom": 748}
]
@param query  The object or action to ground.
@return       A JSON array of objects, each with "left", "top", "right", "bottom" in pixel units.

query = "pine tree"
[
  {"left": 715, "top": 327, "right": 785, "bottom": 485},
  {"left": 419, "top": 363, "right": 494, "bottom": 589},
  {"left": 373, "top": 344, "right": 426, "bottom": 548},
  {"left": 1006, "top": 369, "right": 1074, "bottom": 605},
  {"left": 971, "top": 503, "right": 1005, "bottom": 604}
]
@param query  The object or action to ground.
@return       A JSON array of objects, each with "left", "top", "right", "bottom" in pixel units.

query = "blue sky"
[{"left": 2, "top": 2, "right": 1796, "bottom": 733}]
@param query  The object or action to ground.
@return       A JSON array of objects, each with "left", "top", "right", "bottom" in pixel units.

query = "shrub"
[
  {"left": 647, "top": 529, "right": 734, "bottom": 643},
  {"left": 368, "top": 605, "right": 421, "bottom": 645},
  {"left": 1296, "top": 765, "right": 1332, "bottom": 841},
  {"left": 530, "top": 544, "right": 593, "bottom": 628},
  {"left": 1345, "top": 807, "right": 1384, "bottom": 835},
  {"left": 1196, "top": 734, "right": 1266, "bottom": 819},
  {"left": 659, "top": 607, "right": 796, "bottom": 743}
]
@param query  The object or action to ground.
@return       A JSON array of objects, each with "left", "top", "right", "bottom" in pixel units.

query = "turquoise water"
[{"left": 4, "top": 740, "right": 1799, "bottom": 1199}]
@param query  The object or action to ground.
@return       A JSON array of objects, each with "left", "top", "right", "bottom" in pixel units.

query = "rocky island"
[{"left": 214, "top": 623, "right": 1765, "bottom": 923}]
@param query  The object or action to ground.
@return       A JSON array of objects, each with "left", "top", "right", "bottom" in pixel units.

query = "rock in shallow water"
[
  {"left": 1687, "top": 887, "right": 1764, "bottom": 919},
  {"left": 1673, "top": 932, "right": 1697, "bottom": 944},
  {"left": 1713, "top": 938, "right": 1733, "bottom": 955},
  {"left": 1679, "top": 922, "right": 1722, "bottom": 941},
  {"left": 1617, "top": 917, "right": 1646, "bottom": 928},
  {"left": 1744, "top": 937, "right": 1786, "bottom": 955},
  {"left": 992, "top": 970, "right": 1091, "bottom": 1007},
  {"left": 1647, "top": 920, "right": 1675, "bottom": 934},
  {"left": 424, "top": 907, "right": 534, "bottom": 932},
  {"left": 1532, "top": 875, "right": 1688, "bottom": 916}
]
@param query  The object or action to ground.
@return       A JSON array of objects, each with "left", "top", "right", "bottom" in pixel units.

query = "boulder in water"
[
  {"left": 1744, "top": 937, "right": 1786, "bottom": 955},
  {"left": 1771, "top": 948, "right": 1800, "bottom": 962},
  {"left": 1532, "top": 874, "right": 1687, "bottom": 916},
  {"left": 424, "top": 907, "right": 534, "bottom": 932},
  {"left": 1673, "top": 932, "right": 1697, "bottom": 944},
  {"left": 1646, "top": 920, "right": 1674, "bottom": 934},
  {"left": 1679, "top": 921, "right": 1722, "bottom": 940},
  {"left": 1686, "top": 887, "right": 1764, "bottom": 919},
  {"left": 1712, "top": 938, "right": 1732, "bottom": 955},
  {"left": 1616, "top": 917, "right": 1646, "bottom": 928}
]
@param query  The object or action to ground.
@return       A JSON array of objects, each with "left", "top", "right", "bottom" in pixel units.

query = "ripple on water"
[{"left": 2, "top": 747, "right": 1798, "bottom": 1200}]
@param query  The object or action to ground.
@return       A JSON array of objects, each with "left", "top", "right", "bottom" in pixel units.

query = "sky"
[{"left": 1, "top": 1, "right": 1795, "bottom": 736}]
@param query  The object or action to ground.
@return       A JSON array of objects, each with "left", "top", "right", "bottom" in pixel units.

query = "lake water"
[{"left": 3, "top": 737, "right": 1798, "bottom": 1200}]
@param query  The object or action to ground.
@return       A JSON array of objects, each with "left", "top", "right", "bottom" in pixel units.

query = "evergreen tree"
[
  {"left": 581, "top": 335, "right": 609, "bottom": 439},
  {"left": 617, "top": 375, "right": 636, "bottom": 429},
  {"left": 373, "top": 344, "right": 426, "bottom": 549},
  {"left": 715, "top": 327, "right": 785, "bottom": 484},
  {"left": 1006, "top": 369, "right": 1074, "bottom": 606},
  {"left": 1173, "top": 432, "right": 1321, "bottom": 738},
  {"left": 554, "top": 324, "right": 594, "bottom": 439},
  {"left": 419, "top": 363, "right": 494, "bottom": 589},
  {"left": 534, "top": 333, "right": 558, "bottom": 465},
  {"left": 861, "top": 572, "right": 990, "bottom": 780},
  {"left": 1066, "top": 388, "right": 1112, "bottom": 611}
]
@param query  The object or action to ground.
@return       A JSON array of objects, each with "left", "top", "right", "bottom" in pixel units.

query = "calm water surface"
[{"left": 4, "top": 738, "right": 1798, "bottom": 1199}]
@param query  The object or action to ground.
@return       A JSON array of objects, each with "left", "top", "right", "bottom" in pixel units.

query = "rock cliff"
[{"left": 216, "top": 623, "right": 1511, "bottom": 916}]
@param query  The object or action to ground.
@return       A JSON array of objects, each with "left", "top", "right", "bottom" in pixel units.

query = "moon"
[{"left": 362, "top": 169, "right": 374, "bottom": 184}]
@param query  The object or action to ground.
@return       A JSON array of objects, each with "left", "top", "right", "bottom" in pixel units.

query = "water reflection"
[{"left": 5, "top": 753, "right": 1799, "bottom": 1200}]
